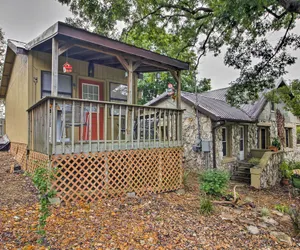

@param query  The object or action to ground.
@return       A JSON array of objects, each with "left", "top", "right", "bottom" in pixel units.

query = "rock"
[
  {"left": 239, "top": 218, "right": 256, "bottom": 226},
  {"left": 262, "top": 217, "right": 279, "bottom": 226},
  {"left": 232, "top": 209, "right": 242, "bottom": 215},
  {"left": 220, "top": 212, "right": 235, "bottom": 222},
  {"left": 271, "top": 210, "right": 283, "bottom": 217},
  {"left": 257, "top": 222, "right": 268, "bottom": 228},
  {"left": 175, "top": 189, "right": 185, "bottom": 195},
  {"left": 13, "top": 216, "right": 21, "bottom": 221},
  {"left": 270, "top": 231, "right": 292, "bottom": 246},
  {"left": 247, "top": 225, "right": 260, "bottom": 235},
  {"left": 48, "top": 197, "right": 61, "bottom": 205},
  {"left": 280, "top": 215, "right": 291, "bottom": 223},
  {"left": 127, "top": 192, "right": 136, "bottom": 198}
]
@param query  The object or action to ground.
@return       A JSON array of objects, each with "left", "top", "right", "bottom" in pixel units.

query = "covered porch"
[{"left": 26, "top": 22, "right": 188, "bottom": 156}]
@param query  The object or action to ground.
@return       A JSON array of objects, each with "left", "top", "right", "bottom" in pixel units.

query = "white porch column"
[{"left": 51, "top": 38, "right": 58, "bottom": 96}]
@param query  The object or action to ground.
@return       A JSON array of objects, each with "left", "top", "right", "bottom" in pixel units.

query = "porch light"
[
  {"left": 63, "top": 62, "right": 73, "bottom": 73},
  {"left": 125, "top": 71, "right": 128, "bottom": 77}
]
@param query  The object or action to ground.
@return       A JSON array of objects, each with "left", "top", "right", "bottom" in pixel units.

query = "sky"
[{"left": 0, "top": 0, "right": 299, "bottom": 89}]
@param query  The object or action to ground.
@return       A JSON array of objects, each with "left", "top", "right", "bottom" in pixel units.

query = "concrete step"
[{"left": 233, "top": 170, "right": 250, "bottom": 176}]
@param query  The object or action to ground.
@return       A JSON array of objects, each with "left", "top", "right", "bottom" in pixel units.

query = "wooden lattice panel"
[
  {"left": 10, "top": 143, "right": 28, "bottom": 169},
  {"left": 51, "top": 147, "right": 183, "bottom": 203},
  {"left": 27, "top": 151, "right": 50, "bottom": 173}
]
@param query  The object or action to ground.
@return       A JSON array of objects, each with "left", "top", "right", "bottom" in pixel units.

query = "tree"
[
  {"left": 266, "top": 80, "right": 300, "bottom": 116},
  {"left": 0, "top": 27, "right": 5, "bottom": 82},
  {"left": 57, "top": 0, "right": 300, "bottom": 106}
]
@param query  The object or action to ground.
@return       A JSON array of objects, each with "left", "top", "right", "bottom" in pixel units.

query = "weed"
[
  {"left": 199, "top": 197, "right": 213, "bottom": 215},
  {"left": 248, "top": 158, "right": 260, "bottom": 165},
  {"left": 261, "top": 207, "right": 270, "bottom": 217},
  {"left": 274, "top": 204, "right": 289, "bottom": 214},
  {"left": 244, "top": 196, "right": 253, "bottom": 203}
]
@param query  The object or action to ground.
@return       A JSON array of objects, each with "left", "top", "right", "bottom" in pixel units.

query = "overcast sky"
[{"left": 0, "top": 0, "right": 299, "bottom": 89}]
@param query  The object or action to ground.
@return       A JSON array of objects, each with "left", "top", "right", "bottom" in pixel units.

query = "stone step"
[
  {"left": 234, "top": 170, "right": 251, "bottom": 176},
  {"left": 231, "top": 175, "right": 251, "bottom": 183},
  {"left": 237, "top": 161, "right": 255, "bottom": 168}
]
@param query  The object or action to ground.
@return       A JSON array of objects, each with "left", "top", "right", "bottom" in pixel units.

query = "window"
[
  {"left": 297, "top": 125, "right": 300, "bottom": 145},
  {"left": 258, "top": 127, "right": 269, "bottom": 149},
  {"left": 41, "top": 71, "right": 72, "bottom": 98},
  {"left": 285, "top": 128, "right": 293, "bottom": 148},
  {"left": 82, "top": 84, "right": 99, "bottom": 101},
  {"left": 271, "top": 102, "right": 275, "bottom": 112},
  {"left": 222, "top": 127, "right": 227, "bottom": 157},
  {"left": 110, "top": 82, "right": 128, "bottom": 115}
]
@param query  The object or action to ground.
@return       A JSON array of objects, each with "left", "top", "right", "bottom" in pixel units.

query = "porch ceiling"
[{"left": 27, "top": 22, "right": 189, "bottom": 73}]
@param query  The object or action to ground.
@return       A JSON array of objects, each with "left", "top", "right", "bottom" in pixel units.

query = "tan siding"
[
  {"left": 30, "top": 51, "right": 135, "bottom": 140},
  {"left": 5, "top": 54, "right": 29, "bottom": 144}
]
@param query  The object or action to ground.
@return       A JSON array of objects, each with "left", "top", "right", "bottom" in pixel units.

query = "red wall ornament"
[{"left": 63, "top": 62, "right": 73, "bottom": 73}]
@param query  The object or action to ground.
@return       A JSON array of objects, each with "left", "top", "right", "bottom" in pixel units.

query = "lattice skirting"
[
  {"left": 51, "top": 147, "right": 184, "bottom": 203},
  {"left": 10, "top": 142, "right": 27, "bottom": 169},
  {"left": 27, "top": 151, "right": 50, "bottom": 173}
]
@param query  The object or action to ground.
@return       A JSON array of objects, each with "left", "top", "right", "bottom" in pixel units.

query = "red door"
[{"left": 79, "top": 79, "right": 104, "bottom": 140}]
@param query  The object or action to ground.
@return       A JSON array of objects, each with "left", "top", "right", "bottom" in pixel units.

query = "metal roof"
[{"left": 146, "top": 79, "right": 286, "bottom": 122}]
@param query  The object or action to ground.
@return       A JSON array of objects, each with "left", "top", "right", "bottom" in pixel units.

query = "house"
[
  {"left": 0, "top": 22, "right": 189, "bottom": 202},
  {"left": 146, "top": 79, "right": 300, "bottom": 187}
]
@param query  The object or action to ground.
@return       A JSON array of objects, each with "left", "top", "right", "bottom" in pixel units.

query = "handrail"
[{"left": 27, "top": 96, "right": 185, "bottom": 112}]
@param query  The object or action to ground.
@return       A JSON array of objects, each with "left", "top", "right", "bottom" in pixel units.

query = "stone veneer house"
[{"left": 146, "top": 79, "right": 300, "bottom": 187}]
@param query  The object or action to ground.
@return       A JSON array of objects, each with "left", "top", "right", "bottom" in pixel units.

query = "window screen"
[{"left": 41, "top": 71, "right": 72, "bottom": 98}]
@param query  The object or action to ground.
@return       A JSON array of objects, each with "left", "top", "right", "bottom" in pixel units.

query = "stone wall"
[
  {"left": 250, "top": 150, "right": 299, "bottom": 189},
  {"left": 182, "top": 112, "right": 213, "bottom": 171}
]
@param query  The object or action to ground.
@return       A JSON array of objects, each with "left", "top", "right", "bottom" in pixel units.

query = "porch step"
[{"left": 231, "top": 161, "right": 253, "bottom": 184}]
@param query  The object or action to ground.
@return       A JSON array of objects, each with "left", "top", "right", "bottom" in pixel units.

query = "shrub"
[
  {"left": 200, "top": 170, "right": 230, "bottom": 196},
  {"left": 199, "top": 197, "right": 213, "bottom": 215},
  {"left": 274, "top": 204, "right": 289, "bottom": 214},
  {"left": 261, "top": 207, "right": 270, "bottom": 217},
  {"left": 280, "top": 161, "right": 293, "bottom": 179},
  {"left": 248, "top": 158, "right": 260, "bottom": 165}
]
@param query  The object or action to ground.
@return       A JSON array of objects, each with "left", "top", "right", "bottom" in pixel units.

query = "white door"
[{"left": 239, "top": 126, "right": 245, "bottom": 160}]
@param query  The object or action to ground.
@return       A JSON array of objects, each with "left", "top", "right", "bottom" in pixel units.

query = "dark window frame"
[
  {"left": 222, "top": 127, "right": 227, "bottom": 157},
  {"left": 41, "top": 70, "right": 73, "bottom": 98},
  {"left": 285, "top": 127, "right": 293, "bottom": 148}
]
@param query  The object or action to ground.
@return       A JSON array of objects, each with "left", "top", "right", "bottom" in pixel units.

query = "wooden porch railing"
[{"left": 27, "top": 96, "right": 184, "bottom": 155}]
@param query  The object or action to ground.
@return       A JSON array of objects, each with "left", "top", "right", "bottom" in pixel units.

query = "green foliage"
[
  {"left": 0, "top": 27, "right": 6, "bottom": 83},
  {"left": 32, "top": 165, "right": 56, "bottom": 241},
  {"left": 199, "top": 197, "right": 214, "bottom": 215},
  {"left": 58, "top": 0, "right": 300, "bottom": 106},
  {"left": 200, "top": 170, "right": 230, "bottom": 196},
  {"left": 266, "top": 80, "right": 300, "bottom": 117},
  {"left": 271, "top": 137, "right": 281, "bottom": 150},
  {"left": 261, "top": 207, "right": 270, "bottom": 217},
  {"left": 280, "top": 161, "right": 293, "bottom": 179},
  {"left": 248, "top": 157, "right": 260, "bottom": 165},
  {"left": 274, "top": 204, "right": 289, "bottom": 214}
]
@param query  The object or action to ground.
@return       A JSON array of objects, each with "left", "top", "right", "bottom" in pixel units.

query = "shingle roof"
[{"left": 145, "top": 78, "right": 286, "bottom": 122}]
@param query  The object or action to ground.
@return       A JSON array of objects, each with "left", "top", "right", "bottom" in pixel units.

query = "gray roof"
[{"left": 146, "top": 78, "right": 286, "bottom": 122}]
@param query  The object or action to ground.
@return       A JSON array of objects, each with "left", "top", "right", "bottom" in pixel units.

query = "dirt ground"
[
  {"left": 0, "top": 153, "right": 300, "bottom": 249},
  {"left": 0, "top": 152, "right": 38, "bottom": 208}
]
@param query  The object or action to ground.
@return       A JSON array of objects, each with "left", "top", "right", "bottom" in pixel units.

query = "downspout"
[{"left": 212, "top": 120, "right": 225, "bottom": 169}]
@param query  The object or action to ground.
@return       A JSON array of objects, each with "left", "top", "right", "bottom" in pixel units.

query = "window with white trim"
[{"left": 82, "top": 83, "right": 99, "bottom": 101}]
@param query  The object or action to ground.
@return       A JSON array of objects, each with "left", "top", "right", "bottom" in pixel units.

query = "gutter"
[{"left": 212, "top": 120, "right": 225, "bottom": 169}]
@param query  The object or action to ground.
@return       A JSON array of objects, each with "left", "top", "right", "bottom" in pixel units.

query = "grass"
[
  {"left": 261, "top": 207, "right": 270, "bottom": 217},
  {"left": 199, "top": 197, "right": 214, "bottom": 215}
]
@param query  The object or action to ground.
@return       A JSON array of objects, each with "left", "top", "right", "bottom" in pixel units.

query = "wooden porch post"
[
  {"left": 51, "top": 38, "right": 58, "bottom": 96},
  {"left": 170, "top": 70, "right": 182, "bottom": 109}
]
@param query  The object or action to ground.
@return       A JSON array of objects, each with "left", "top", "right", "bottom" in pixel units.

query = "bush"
[
  {"left": 280, "top": 161, "right": 293, "bottom": 179},
  {"left": 248, "top": 158, "right": 260, "bottom": 165},
  {"left": 199, "top": 197, "right": 213, "bottom": 215},
  {"left": 200, "top": 170, "right": 230, "bottom": 196}
]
